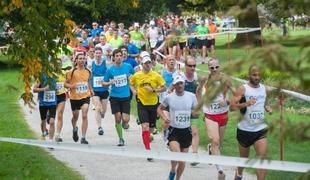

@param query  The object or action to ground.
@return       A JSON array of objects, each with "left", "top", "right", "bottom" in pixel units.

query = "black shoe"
[
  {"left": 136, "top": 118, "right": 141, "bottom": 125},
  {"left": 73, "top": 127, "right": 79, "bottom": 142},
  {"left": 98, "top": 127, "right": 104, "bottom": 135},
  {"left": 117, "top": 138, "right": 125, "bottom": 146},
  {"left": 55, "top": 136, "right": 63, "bottom": 142},
  {"left": 147, "top": 158, "right": 154, "bottom": 162},
  {"left": 81, "top": 137, "right": 89, "bottom": 144}
]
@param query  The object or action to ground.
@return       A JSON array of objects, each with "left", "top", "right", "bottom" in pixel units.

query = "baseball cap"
[
  {"left": 141, "top": 56, "right": 152, "bottom": 64},
  {"left": 134, "top": 22, "right": 139, "bottom": 27},
  {"left": 150, "top": 20, "right": 155, "bottom": 25},
  {"left": 173, "top": 75, "right": 185, "bottom": 85},
  {"left": 139, "top": 51, "right": 150, "bottom": 58}
]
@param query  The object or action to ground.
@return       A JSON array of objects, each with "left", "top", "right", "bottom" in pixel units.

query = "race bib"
[
  {"left": 175, "top": 111, "right": 191, "bottom": 127},
  {"left": 114, "top": 74, "right": 127, "bottom": 87},
  {"left": 75, "top": 82, "right": 88, "bottom": 94},
  {"left": 248, "top": 110, "right": 264, "bottom": 124},
  {"left": 43, "top": 90, "right": 56, "bottom": 102},
  {"left": 56, "top": 82, "right": 64, "bottom": 93},
  {"left": 93, "top": 76, "right": 104, "bottom": 88},
  {"left": 150, "top": 39, "right": 157, "bottom": 48}
]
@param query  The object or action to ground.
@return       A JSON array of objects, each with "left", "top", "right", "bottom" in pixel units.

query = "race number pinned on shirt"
[
  {"left": 248, "top": 110, "right": 264, "bottom": 125},
  {"left": 43, "top": 91, "right": 56, "bottom": 102},
  {"left": 174, "top": 111, "right": 191, "bottom": 127},
  {"left": 56, "top": 82, "right": 64, "bottom": 93},
  {"left": 150, "top": 39, "right": 158, "bottom": 48},
  {"left": 114, "top": 74, "right": 127, "bottom": 87},
  {"left": 93, "top": 76, "right": 104, "bottom": 88},
  {"left": 75, "top": 82, "right": 88, "bottom": 94}
]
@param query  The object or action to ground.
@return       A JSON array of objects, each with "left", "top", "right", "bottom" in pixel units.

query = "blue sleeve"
[
  {"left": 130, "top": 65, "right": 136, "bottom": 75},
  {"left": 131, "top": 59, "right": 139, "bottom": 68},
  {"left": 132, "top": 45, "right": 140, "bottom": 54}
]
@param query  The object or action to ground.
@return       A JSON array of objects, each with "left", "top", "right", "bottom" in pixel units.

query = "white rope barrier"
[{"left": 0, "top": 137, "right": 309, "bottom": 173}]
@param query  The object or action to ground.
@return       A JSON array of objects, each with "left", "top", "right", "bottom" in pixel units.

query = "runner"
[
  {"left": 130, "top": 55, "right": 166, "bottom": 161},
  {"left": 195, "top": 19, "right": 209, "bottom": 64},
  {"left": 145, "top": 20, "right": 160, "bottom": 52},
  {"left": 33, "top": 73, "right": 57, "bottom": 141},
  {"left": 120, "top": 45, "right": 140, "bottom": 71},
  {"left": 109, "top": 29, "right": 123, "bottom": 49},
  {"left": 176, "top": 19, "right": 188, "bottom": 60},
  {"left": 54, "top": 59, "right": 68, "bottom": 142},
  {"left": 95, "top": 35, "right": 113, "bottom": 67},
  {"left": 230, "top": 65, "right": 272, "bottom": 180},
  {"left": 65, "top": 53, "right": 93, "bottom": 144},
  {"left": 200, "top": 58, "right": 234, "bottom": 178},
  {"left": 157, "top": 75, "right": 198, "bottom": 180},
  {"left": 129, "top": 23, "right": 145, "bottom": 50},
  {"left": 207, "top": 18, "right": 217, "bottom": 55},
  {"left": 122, "top": 33, "right": 140, "bottom": 64},
  {"left": 91, "top": 47, "right": 109, "bottom": 135},
  {"left": 103, "top": 49, "right": 135, "bottom": 146}
]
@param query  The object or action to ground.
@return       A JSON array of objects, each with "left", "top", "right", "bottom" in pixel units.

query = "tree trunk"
[{"left": 233, "top": 5, "right": 262, "bottom": 46}]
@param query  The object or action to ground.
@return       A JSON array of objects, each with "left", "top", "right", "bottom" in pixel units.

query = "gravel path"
[{"left": 21, "top": 100, "right": 256, "bottom": 180}]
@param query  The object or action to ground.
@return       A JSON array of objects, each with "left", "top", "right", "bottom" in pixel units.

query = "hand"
[
  {"left": 162, "top": 118, "right": 170, "bottom": 129},
  {"left": 44, "top": 85, "right": 50, "bottom": 91},
  {"left": 90, "top": 90, "right": 94, "bottom": 96},
  {"left": 132, "top": 90, "right": 137, "bottom": 96},
  {"left": 71, "top": 83, "right": 77, "bottom": 89},
  {"left": 247, "top": 98, "right": 256, "bottom": 106},
  {"left": 145, "top": 85, "right": 154, "bottom": 93},
  {"left": 219, "top": 100, "right": 226, "bottom": 107},
  {"left": 110, "top": 79, "right": 115, "bottom": 85},
  {"left": 265, "top": 106, "right": 273, "bottom": 115}
]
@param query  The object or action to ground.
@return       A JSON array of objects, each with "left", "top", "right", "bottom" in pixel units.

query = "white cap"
[
  {"left": 150, "top": 20, "right": 155, "bottom": 25},
  {"left": 134, "top": 22, "right": 139, "bottom": 27},
  {"left": 141, "top": 56, "right": 152, "bottom": 63},
  {"left": 173, "top": 75, "right": 185, "bottom": 85},
  {"left": 140, "top": 51, "right": 150, "bottom": 58}
]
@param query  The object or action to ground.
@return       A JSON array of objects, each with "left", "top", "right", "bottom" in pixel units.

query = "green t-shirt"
[
  {"left": 196, "top": 25, "right": 209, "bottom": 40},
  {"left": 109, "top": 37, "right": 123, "bottom": 49},
  {"left": 129, "top": 31, "right": 144, "bottom": 48}
]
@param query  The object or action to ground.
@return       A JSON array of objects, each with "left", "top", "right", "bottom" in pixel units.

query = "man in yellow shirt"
[{"left": 130, "top": 55, "right": 166, "bottom": 162}]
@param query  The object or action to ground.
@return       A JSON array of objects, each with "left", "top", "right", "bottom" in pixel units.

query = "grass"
[{"left": 0, "top": 68, "right": 82, "bottom": 180}]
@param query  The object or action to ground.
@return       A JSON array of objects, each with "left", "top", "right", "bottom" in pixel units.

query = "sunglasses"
[
  {"left": 187, "top": 64, "right": 196, "bottom": 68},
  {"left": 210, "top": 66, "right": 219, "bottom": 70}
]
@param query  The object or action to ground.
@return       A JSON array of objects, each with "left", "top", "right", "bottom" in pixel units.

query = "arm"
[
  {"left": 33, "top": 84, "right": 49, "bottom": 93},
  {"left": 230, "top": 86, "right": 255, "bottom": 111},
  {"left": 157, "top": 103, "right": 170, "bottom": 128}
]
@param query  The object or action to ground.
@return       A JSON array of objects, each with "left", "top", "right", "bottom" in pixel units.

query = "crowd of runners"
[{"left": 34, "top": 16, "right": 272, "bottom": 180}]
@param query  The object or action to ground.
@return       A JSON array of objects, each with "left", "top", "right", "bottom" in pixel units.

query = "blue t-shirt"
[
  {"left": 123, "top": 57, "right": 139, "bottom": 68},
  {"left": 38, "top": 75, "right": 57, "bottom": 106},
  {"left": 91, "top": 60, "right": 108, "bottom": 92},
  {"left": 127, "top": 43, "right": 140, "bottom": 63},
  {"left": 162, "top": 67, "right": 176, "bottom": 88},
  {"left": 104, "top": 63, "right": 135, "bottom": 98},
  {"left": 91, "top": 28, "right": 102, "bottom": 37}
]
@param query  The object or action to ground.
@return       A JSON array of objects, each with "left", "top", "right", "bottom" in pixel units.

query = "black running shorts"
[{"left": 237, "top": 128, "right": 268, "bottom": 148}]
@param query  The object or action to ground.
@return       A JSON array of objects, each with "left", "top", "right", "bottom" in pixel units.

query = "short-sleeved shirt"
[
  {"left": 161, "top": 91, "right": 197, "bottom": 128},
  {"left": 196, "top": 25, "right": 210, "bottom": 40},
  {"left": 38, "top": 74, "right": 57, "bottom": 106},
  {"left": 129, "top": 31, "right": 144, "bottom": 48},
  {"left": 66, "top": 68, "right": 92, "bottom": 100},
  {"left": 127, "top": 43, "right": 140, "bottom": 63},
  {"left": 130, "top": 71, "right": 165, "bottom": 105},
  {"left": 91, "top": 60, "right": 108, "bottom": 92},
  {"left": 109, "top": 37, "right": 123, "bottom": 49},
  {"left": 123, "top": 58, "right": 139, "bottom": 68},
  {"left": 56, "top": 71, "right": 66, "bottom": 95},
  {"left": 104, "top": 63, "right": 135, "bottom": 98}
]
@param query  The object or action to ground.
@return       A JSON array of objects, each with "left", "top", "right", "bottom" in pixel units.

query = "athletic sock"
[
  {"left": 142, "top": 131, "right": 150, "bottom": 150},
  {"left": 115, "top": 123, "right": 123, "bottom": 139}
]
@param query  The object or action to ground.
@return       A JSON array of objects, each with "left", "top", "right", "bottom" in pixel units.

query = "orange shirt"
[
  {"left": 66, "top": 68, "right": 92, "bottom": 100},
  {"left": 208, "top": 24, "right": 217, "bottom": 39}
]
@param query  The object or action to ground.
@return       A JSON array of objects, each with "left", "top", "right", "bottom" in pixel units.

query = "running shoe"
[
  {"left": 40, "top": 135, "right": 46, "bottom": 141},
  {"left": 136, "top": 118, "right": 141, "bottom": 125},
  {"left": 122, "top": 121, "right": 129, "bottom": 129},
  {"left": 150, "top": 134, "right": 154, "bottom": 142},
  {"left": 190, "top": 162, "right": 200, "bottom": 166},
  {"left": 147, "top": 158, "right": 154, "bottom": 162},
  {"left": 72, "top": 127, "right": 79, "bottom": 142},
  {"left": 92, "top": 106, "right": 96, "bottom": 110},
  {"left": 81, "top": 137, "right": 89, "bottom": 144},
  {"left": 208, "top": 143, "right": 212, "bottom": 155},
  {"left": 98, "top": 127, "right": 104, "bottom": 135},
  {"left": 163, "top": 129, "right": 169, "bottom": 141},
  {"left": 117, "top": 138, "right": 125, "bottom": 146},
  {"left": 55, "top": 136, "right": 63, "bottom": 142},
  {"left": 168, "top": 171, "right": 176, "bottom": 180},
  {"left": 152, "top": 128, "right": 158, "bottom": 135}
]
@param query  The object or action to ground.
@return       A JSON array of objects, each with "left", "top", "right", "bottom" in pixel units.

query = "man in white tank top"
[{"left": 230, "top": 65, "right": 272, "bottom": 180}]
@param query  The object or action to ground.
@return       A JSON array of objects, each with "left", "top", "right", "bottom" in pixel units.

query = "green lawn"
[{"left": 0, "top": 68, "right": 82, "bottom": 180}]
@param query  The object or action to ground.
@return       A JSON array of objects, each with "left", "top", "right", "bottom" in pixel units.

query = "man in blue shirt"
[{"left": 103, "top": 49, "right": 135, "bottom": 146}]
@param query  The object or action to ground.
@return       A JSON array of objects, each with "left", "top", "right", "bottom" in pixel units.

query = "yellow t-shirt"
[
  {"left": 130, "top": 71, "right": 165, "bottom": 105},
  {"left": 66, "top": 68, "right": 91, "bottom": 100},
  {"left": 56, "top": 71, "right": 66, "bottom": 95}
]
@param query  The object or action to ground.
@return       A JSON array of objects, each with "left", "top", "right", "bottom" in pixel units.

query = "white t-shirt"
[
  {"left": 162, "top": 91, "right": 197, "bottom": 129},
  {"left": 95, "top": 43, "right": 113, "bottom": 62}
]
